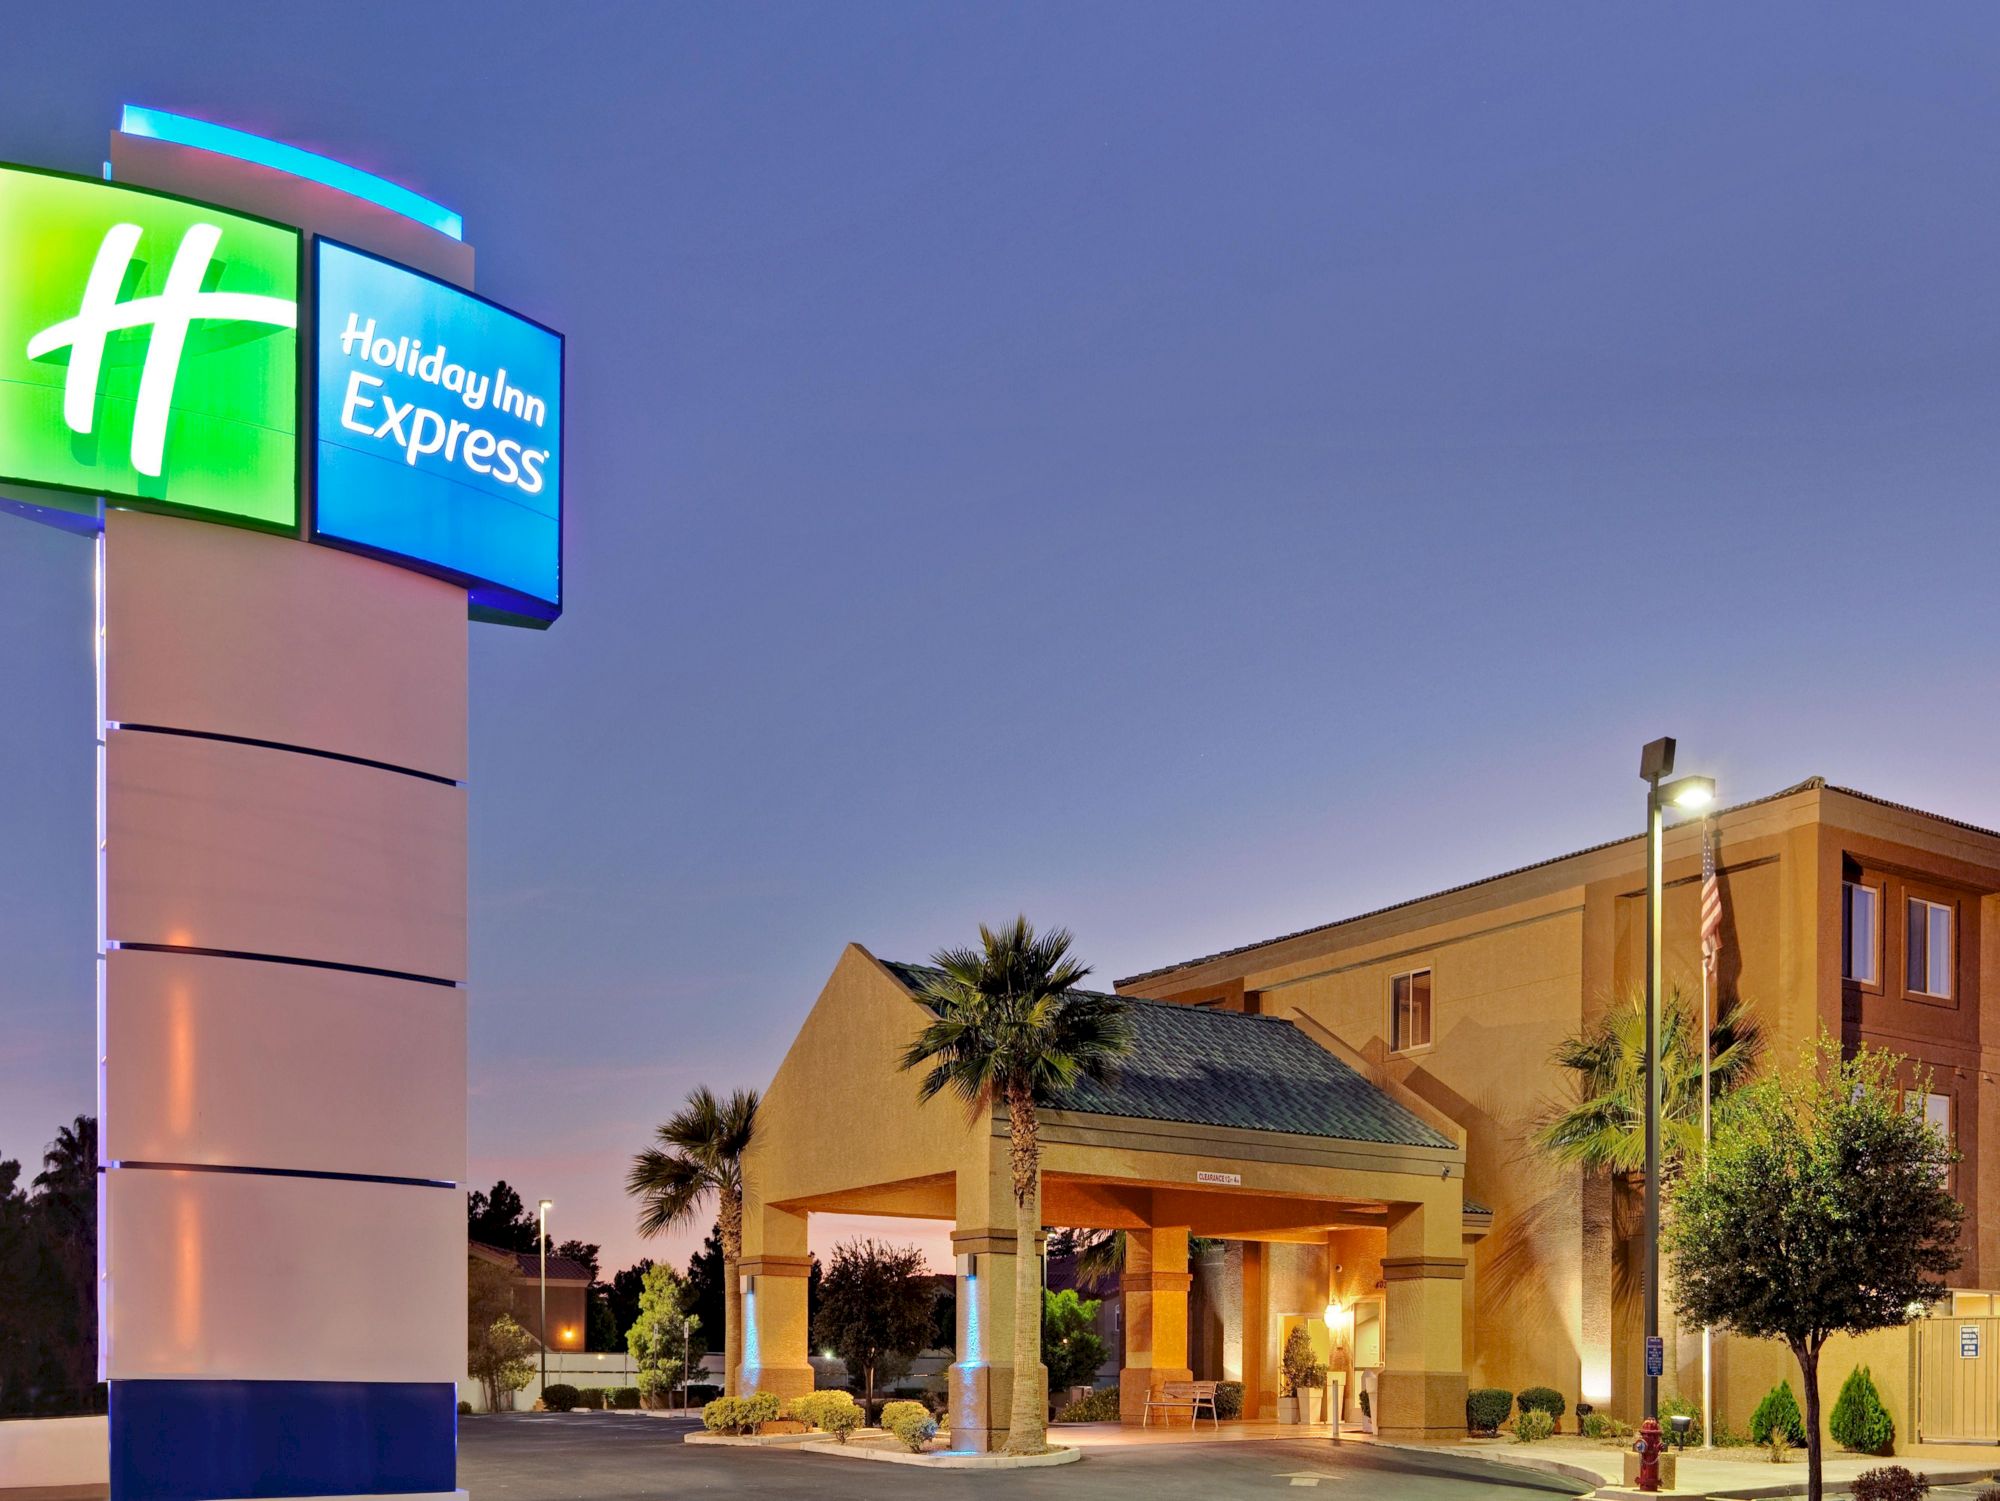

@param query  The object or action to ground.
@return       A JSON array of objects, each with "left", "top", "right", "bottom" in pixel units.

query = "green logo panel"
[{"left": 0, "top": 165, "right": 299, "bottom": 529}]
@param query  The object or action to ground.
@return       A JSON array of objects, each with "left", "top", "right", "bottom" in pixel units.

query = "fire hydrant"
[{"left": 1633, "top": 1417, "right": 1664, "bottom": 1493}]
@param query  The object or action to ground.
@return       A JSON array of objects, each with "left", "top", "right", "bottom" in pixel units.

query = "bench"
[{"left": 1142, "top": 1379, "right": 1220, "bottom": 1428}]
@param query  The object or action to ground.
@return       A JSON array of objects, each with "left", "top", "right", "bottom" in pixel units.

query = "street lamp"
[
  {"left": 1639, "top": 739, "right": 1714, "bottom": 1424},
  {"left": 538, "top": 1199, "right": 553, "bottom": 1403}
]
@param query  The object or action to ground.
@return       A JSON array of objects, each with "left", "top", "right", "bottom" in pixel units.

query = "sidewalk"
[{"left": 1374, "top": 1435, "right": 2000, "bottom": 1498}]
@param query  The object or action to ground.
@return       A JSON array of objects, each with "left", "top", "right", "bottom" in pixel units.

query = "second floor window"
[
  {"left": 1392, "top": 969, "right": 1432, "bottom": 1052},
  {"left": 1842, "top": 882, "right": 1879, "bottom": 985},
  {"left": 1907, "top": 898, "right": 1954, "bottom": 999}
]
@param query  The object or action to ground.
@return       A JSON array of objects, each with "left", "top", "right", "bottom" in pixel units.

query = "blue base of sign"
[{"left": 110, "top": 1379, "right": 456, "bottom": 1500}]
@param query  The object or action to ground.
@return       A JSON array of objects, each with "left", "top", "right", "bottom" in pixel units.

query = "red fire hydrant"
[{"left": 1633, "top": 1417, "right": 1664, "bottom": 1493}]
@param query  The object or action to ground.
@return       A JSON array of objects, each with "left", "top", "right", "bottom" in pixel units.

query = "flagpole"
[{"left": 1700, "top": 817, "right": 1714, "bottom": 1450}]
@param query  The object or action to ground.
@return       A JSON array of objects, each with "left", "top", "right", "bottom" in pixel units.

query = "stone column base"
[
  {"left": 738, "top": 1363, "right": 814, "bottom": 1401},
  {"left": 1119, "top": 1365, "right": 1194, "bottom": 1424},
  {"left": 951, "top": 1361, "right": 1048, "bottom": 1452},
  {"left": 1374, "top": 1369, "right": 1468, "bottom": 1440}
]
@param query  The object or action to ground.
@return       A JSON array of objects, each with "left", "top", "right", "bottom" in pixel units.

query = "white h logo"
[{"left": 25, "top": 222, "right": 296, "bottom": 478}]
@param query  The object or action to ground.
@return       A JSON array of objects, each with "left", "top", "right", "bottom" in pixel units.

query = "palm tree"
[
  {"left": 1048, "top": 1227, "right": 1222, "bottom": 1291},
  {"left": 33, "top": 1116, "right": 96, "bottom": 1403},
  {"left": 627, "top": 1087, "right": 759, "bottom": 1396},
  {"left": 900, "top": 918, "right": 1134, "bottom": 1455},
  {"left": 1533, "top": 987, "right": 1761, "bottom": 1403},
  {"left": 1533, "top": 987, "right": 1762, "bottom": 1176}
]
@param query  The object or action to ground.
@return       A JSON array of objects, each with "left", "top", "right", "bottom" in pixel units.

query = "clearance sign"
[{"left": 0, "top": 163, "right": 563, "bottom": 625}]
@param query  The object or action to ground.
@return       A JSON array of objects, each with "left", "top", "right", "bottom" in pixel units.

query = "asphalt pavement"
[{"left": 458, "top": 1413, "right": 1593, "bottom": 1500}]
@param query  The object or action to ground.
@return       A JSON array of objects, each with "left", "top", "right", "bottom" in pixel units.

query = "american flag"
[{"left": 1700, "top": 820, "right": 1723, "bottom": 979}]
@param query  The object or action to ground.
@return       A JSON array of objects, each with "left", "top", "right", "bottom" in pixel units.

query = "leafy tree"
[
  {"left": 1041, "top": 1289, "right": 1108, "bottom": 1394},
  {"left": 469, "top": 1313, "right": 538, "bottom": 1412},
  {"left": 1668, "top": 1039, "right": 1961, "bottom": 1501},
  {"left": 900, "top": 918, "right": 1133, "bottom": 1454},
  {"left": 31, "top": 1117, "right": 97, "bottom": 1406},
  {"left": 628, "top": 1087, "right": 758, "bottom": 1395},
  {"left": 684, "top": 1226, "right": 725, "bottom": 1353},
  {"left": 810, "top": 1239, "right": 934, "bottom": 1413},
  {"left": 554, "top": 1239, "right": 601, "bottom": 1282},
  {"left": 467, "top": 1181, "right": 542, "bottom": 1254},
  {"left": 626, "top": 1261, "right": 700, "bottom": 1396},
  {"left": 606, "top": 1258, "right": 656, "bottom": 1345}
]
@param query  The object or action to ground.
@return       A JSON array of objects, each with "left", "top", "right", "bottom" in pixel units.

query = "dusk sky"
[{"left": 3, "top": 4, "right": 1998, "bottom": 1280}]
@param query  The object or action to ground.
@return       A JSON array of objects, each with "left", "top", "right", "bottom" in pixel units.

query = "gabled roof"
[
  {"left": 469, "top": 1240, "right": 594, "bottom": 1283},
  {"left": 882, "top": 961, "right": 1454, "bottom": 1152},
  {"left": 1118, "top": 777, "right": 2000, "bottom": 987}
]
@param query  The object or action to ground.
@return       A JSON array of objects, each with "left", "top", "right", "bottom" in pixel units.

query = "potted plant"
[{"left": 1281, "top": 1327, "right": 1326, "bottom": 1424}]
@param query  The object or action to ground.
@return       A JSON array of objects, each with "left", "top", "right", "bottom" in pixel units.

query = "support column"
[
  {"left": 1243, "top": 1240, "right": 1273, "bottom": 1418},
  {"left": 1378, "top": 1197, "right": 1468, "bottom": 1440},
  {"left": 1119, "top": 1227, "right": 1193, "bottom": 1423},
  {"left": 949, "top": 1151, "right": 1046, "bottom": 1453},
  {"left": 738, "top": 1204, "right": 813, "bottom": 1402}
]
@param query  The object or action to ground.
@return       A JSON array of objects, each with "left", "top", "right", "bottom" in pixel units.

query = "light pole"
[
  {"left": 538, "top": 1199, "right": 553, "bottom": 1403},
  {"left": 1639, "top": 738, "right": 1715, "bottom": 1423}
]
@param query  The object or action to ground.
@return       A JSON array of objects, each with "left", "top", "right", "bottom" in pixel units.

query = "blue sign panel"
[{"left": 313, "top": 240, "right": 561, "bottom": 623}]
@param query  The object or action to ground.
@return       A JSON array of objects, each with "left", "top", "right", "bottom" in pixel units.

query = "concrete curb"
[
  {"left": 803, "top": 1438, "right": 1083, "bottom": 1469},
  {"left": 1372, "top": 1439, "right": 1605, "bottom": 1490},
  {"left": 682, "top": 1429, "right": 842, "bottom": 1447},
  {"left": 1700, "top": 1468, "right": 1997, "bottom": 1499}
]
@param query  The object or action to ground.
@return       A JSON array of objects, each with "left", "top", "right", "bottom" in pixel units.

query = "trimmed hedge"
[
  {"left": 610, "top": 1385, "right": 642, "bottom": 1410},
  {"left": 574, "top": 1387, "right": 605, "bottom": 1410},
  {"left": 1517, "top": 1386, "right": 1566, "bottom": 1421},
  {"left": 1055, "top": 1386, "right": 1121, "bottom": 1423},
  {"left": 1467, "top": 1388, "right": 1514, "bottom": 1435},
  {"left": 701, "top": 1392, "right": 781, "bottom": 1434},
  {"left": 1216, "top": 1380, "right": 1244, "bottom": 1421},
  {"left": 542, "top": 1384, "right": 579, "bottom": 1413}
]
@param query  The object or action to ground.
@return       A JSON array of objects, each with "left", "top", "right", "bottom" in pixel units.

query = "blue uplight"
[{"left": 119, "top": 106, "right": 463, "bottom": 241}]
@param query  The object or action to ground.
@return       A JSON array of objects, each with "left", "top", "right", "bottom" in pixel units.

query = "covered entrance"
[{"left": 739, "top": 946, "right": 1483, "bottom": 1450}]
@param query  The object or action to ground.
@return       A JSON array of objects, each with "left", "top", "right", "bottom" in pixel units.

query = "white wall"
[{"left": 0, "top": 1415, "right": 109, "bottom": 1489}]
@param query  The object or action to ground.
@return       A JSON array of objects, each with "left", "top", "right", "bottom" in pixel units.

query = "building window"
[
  {"left": 1906, "top": 898, "right": 1954, "bottom": 999},
  {"left": 1905, "top": 1089, "right": 1952, "bottom": 1143},
  {"left": 1392, "top": 969, "right": 1432, "bottom": 1052},
  {"left": 1842, "top": 882, "right": 1879, "bottom": 985}
]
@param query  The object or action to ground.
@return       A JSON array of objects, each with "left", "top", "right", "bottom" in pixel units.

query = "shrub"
[
  {"left": 1831, "top": 1366, "right": 1895, "bottom": 1455},
  {"left": 819, "top": 1401, "right": 864, "bottom": 1442},
  {"left": 1358, "top": 1388, "right": 1370, "bottom": 1420},
  {"left": 1281, "top": 1326, "right": 1326, "bottom": 1394},
  {"left": 611, "top": 1386, "right": 641, "bottom": 1410},
  {"left": 793, "top": 1391, "right": 861, "bottom": 1433},
  {"left": 1466, "top": 1388, "right": 1514, "bottom": 1435},
  {"left": 1054, "top": 1386, "right": 1121, "bottom": 1423},
  {"left": 1518, "top": 1387, "right": 1567, "bottom": 1423},
  {"left": 1216, "top": 1380, "right": 1244, "bottom": 1421},
  {"left": 1750, "top": 1381, "right": 1806, "bottom": 1448},
  {"left": 744, "top": 1392, "right": 781, "bottom": 1428},
  {"left": 457, "top": 1399, "right": 473, "bottom": 1416},
  {"left": 1512, "top": 1408, "right": 1555, "bottom": 1443},
  {"left": 1851, "top": 1466, "right": 1929, "bottom": 1501},
  {"left": 882, "top": 1399, "right": 937, "bottom": 1453},
  {"left": 1658, "top": 1393, "right": 1702, "bottom": 1448},
  {"left": 574, "top": 1387, "right": 605, "bottom": 1410},
  {"left": 542, "top": 1383, "right": 579, "bottom": 1413},
  {"left": 1581, "top": 1411, "right": 1624, "bottom": 1439},
  {"left": 702, "top": 1396, "right": 746, "bottom": 1433}
]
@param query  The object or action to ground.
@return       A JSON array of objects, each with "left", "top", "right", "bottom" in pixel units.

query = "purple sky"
[{"left": 3, "top": 4, "right": 1999, "bottom": 1279}]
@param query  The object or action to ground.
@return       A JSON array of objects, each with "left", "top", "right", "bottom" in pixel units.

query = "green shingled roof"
[{"left": 883, "top": 962, "right": 1455, "bottom": 1152}]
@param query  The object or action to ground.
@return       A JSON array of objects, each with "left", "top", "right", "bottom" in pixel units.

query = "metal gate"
[{"left": 1918, "top": 1315, "right": 2000, "bottom": 1443}]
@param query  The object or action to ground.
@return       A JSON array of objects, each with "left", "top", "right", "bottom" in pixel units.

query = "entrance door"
[{"left": 1918, "top": 1314, "right": 2000, "bottom": 1443}]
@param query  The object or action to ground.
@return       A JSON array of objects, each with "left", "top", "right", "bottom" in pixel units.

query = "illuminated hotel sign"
[
  {"left": 313, "top": 240, "right": 562, "bottom": 623},
  {"left": 0, "top": 164, "right": 300, "bottom": 529}
]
